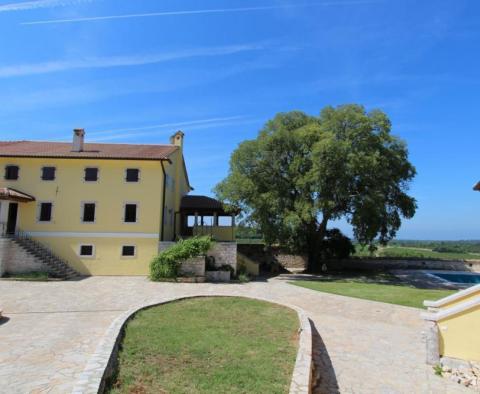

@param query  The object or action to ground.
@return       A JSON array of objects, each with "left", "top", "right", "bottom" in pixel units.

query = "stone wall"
[
  {"left": 178, "top": 257, "right": 205, "bottom": 277},
  {"left": 237, "top": 243, "right": 480, "bottom": 273},
  {"left": 0, "top": 238, "right": 51, "bottom": 276},
  {"left": 158, "top": 241, "right": 237, "bottom": 273},
  {"left": 208, "top": 242, "right": 237, "bottom": 272}
]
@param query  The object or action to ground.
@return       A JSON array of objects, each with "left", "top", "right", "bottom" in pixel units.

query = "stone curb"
[{"left": 71, "top": 294, "right": 313, "bottom": 394}]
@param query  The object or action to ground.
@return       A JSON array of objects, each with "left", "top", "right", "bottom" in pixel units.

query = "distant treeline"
[{"left": 388, "top": 240, "right": 480, "bottom": 254}]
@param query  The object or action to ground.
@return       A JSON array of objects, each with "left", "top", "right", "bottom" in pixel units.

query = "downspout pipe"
[{"left": 160, "top": 160, "right": 169, "bottom": 242}]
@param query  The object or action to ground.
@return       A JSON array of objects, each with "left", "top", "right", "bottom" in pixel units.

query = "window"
[
  {"left": 79, "top": 245, "right": 94, "bottom": 257},
  {"left": 124, "top": 203, "right": 137, "bottom": 223},
  {"left": 5, "top": 165, "right": 19, "bottom": 180},
  {"left": 41, "top": 167, "right": 56, "bottom": 181},
  {"left": 38, "top": 202, "right": 52, "bottom": 222},
  {"left": 121, "top": 245, "right": 136, "bottom": 257},
  {"left": 82, "top": 203, "right": 96, "bottom": 222},
  {"left": 84, "top": 167, "right": 98, "bottom": 182},
  {"left": 126, "top": 168, "right": 139, "bottom": 182}
]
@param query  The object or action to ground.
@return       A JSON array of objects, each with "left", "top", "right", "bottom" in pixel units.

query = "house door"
[{"left": 6, "top": 203, "right": 18, "bottom": 235}]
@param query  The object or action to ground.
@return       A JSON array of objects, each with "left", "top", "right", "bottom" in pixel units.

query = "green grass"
[
  {"left": 107, "top": 297, "right": 298, "bottom": 394},
  {"left": 355, "top": 245, "right": 479, "bottom": 261},
  {"left": 2, "top": 271, "right": 49, "bottom": 281},
  {"left": 289, "top": 279, "right": 455, "bottom": 308}
]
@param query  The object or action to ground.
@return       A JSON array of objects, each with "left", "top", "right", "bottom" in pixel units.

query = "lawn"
[
  {"left": 1, "top": 272, "right": 49, "bottom": 281},
  {"left": 107, "top": 297, "right": 298, "bottom": 394},
  {"left": 289, "top": 279, "right": 455, "bottom": 308},
  {"left": 355, "top": 245, "right": 479, "bottom": 261}
]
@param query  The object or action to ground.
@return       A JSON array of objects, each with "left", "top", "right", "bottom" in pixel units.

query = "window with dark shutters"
[
  {"left": 80, "top": 245, "right": 94, "bottom": 256},
  {"left": 41, "top": 167, "right": 56, "bottom": 181},
  {"left": 84, "top": 168, "right": 98, "bottom": 181},
  {"left": 5, "top": 165, "right": 19, "bottom": 180},
  {"left": 126, "top": 168, "right": 139, "bottom": 182},
  {"left": 122, "top": 245, "right": 136, "bottom": 256},
  {"left": 39, "top": 203, "right": 52, "bottom": 222},
  {"left": 124, "top": 204, "right": 137, "bottom": 223},
  {"left": 82, "top": 203, "right": 96, "bottom": 222}
]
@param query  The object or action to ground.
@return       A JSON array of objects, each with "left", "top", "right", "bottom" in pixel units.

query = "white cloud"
[
  {"left": 0, "top": 0, "right": 93, "bottom": 13},
  {"left": 22, "top": 1, "right": 382, "bottom": 25},
  {"left": 0, "top": 43, "right": 264, "bottom": 78}
]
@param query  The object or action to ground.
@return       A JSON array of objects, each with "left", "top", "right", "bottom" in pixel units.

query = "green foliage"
[
  {"left": 107, "top": 297, "right": 298, "bottom": 394},
  {"left": 433, "top": 364, "right": 443, "bottom": 377},
  {"left": 149, "top": 236, "right": 212, "bottom": 281},
  {"left": 289, "top": 279, "right": 455, "bottom": 309},
  {"left": 237, "top": 273, "right": 250, "bottom": 283},
  {"left": 319, "top": 228, "right": 355, "bottom": 260},
  {"left": 215, "top": 105, "right": 417, "bottom": 269}
]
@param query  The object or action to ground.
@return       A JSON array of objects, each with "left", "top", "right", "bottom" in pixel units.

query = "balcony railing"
[{"left": 191, "top": 225, "right": 235, "bottom": 242}]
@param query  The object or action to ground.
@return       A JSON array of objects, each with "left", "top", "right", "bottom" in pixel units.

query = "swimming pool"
[{"left": 430, "top": 271, "right": 480, "bottom": 284}]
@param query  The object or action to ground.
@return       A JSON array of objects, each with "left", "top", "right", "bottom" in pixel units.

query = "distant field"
[{"left": 355, "top": 245, "right": 480, "bottom": 261}]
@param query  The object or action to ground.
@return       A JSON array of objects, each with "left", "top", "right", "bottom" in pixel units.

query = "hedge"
[{"left": 150, "top": 236, "right": 213, "bottom": 281}]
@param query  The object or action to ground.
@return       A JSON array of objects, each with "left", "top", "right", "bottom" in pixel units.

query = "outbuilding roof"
[
  {"left": 180, "top": 195, "right": 240, "bottom": 215},
  {"left": 0, "top": 141, "right": 178, "bottom": 161}
]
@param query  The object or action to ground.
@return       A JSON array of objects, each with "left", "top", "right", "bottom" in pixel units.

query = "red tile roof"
[
  {"left": 0, "top": 141, "right": 178, "bottom": 161},
  {"left": 0, "top": 187, "right": 35, "bottom": 202}
]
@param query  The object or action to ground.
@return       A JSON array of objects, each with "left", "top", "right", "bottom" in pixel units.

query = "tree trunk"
[{"left": 306, "top": 216, "right": 329, "bottom": 272}]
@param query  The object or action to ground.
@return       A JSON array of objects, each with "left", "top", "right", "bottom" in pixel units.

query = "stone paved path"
[{"left": 0, "top": 276, "right": 470, "bottom": 394}]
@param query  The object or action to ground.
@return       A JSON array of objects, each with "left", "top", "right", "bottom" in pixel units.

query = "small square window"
[
  {"left": 39, "top": 202, "right": 52, "bottom": 222},
  {"left": 122, "top": 245, "right": 136, "bottom": 257},
  {"left": 84, "top": 167, "right": 98, "bottom": 182},
  {"left": 82, "top": 203, "right": 96, "bottom": 222},
  {"left": 124, "top": 204, "right": 137, "bottom": 223},
  {"left": 5, "top": 165, "right": 19, "bottom": 180},
  {"left": 79, "top": 245, "right": 94, "bottom": 257},
  {"left": 126, "top": 168, "right": 139, "bottom": 182},
  {"left": 41, "top": 167, "right": 56, "bottom": 181}
]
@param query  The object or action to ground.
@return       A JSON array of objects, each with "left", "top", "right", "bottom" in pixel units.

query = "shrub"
[
  {"left": 237, "top": 273, "right": 250, "bottom": 283},
  {"left": 150, "top": 236, "right": 213, "bottom": 281},
  {"left": 319, "top": 228, "right": 355, "bottom": 260}
]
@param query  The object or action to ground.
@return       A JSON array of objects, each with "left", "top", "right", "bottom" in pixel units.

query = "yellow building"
[{"left": 0, "top": 129, "right": 235, "bottom": 276}]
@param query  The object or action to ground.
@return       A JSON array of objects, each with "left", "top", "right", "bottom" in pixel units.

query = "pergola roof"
[
  {"left": 0, "top": 187, "right": 35, "bottom": 202},
  {"left": 180, "top": 195, "right": 240, "bottom": 215}
]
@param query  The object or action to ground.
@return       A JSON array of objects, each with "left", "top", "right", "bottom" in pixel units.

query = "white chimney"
[{"left": 72, "top": 128, "right": 85, "bottom": 152}]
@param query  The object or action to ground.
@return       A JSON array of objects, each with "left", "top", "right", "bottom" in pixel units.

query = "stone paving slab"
[{"left": 0, "top": 276, "right": 471, "bottom": 394}]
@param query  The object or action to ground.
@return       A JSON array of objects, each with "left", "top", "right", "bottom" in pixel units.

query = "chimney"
[
  {"left": 72, "top": 128, "right": 85, "bottom": 152},
  {"left": 170, "top": 130, "right": 184, "bottom": 150}
]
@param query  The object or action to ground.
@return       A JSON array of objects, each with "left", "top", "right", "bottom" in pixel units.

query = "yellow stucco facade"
[
  {"left": 0, "top": 132, "right": 191, "bottom": 275},
  {"left": 424, "top": 284, "right": 480, "bottom": 363}
]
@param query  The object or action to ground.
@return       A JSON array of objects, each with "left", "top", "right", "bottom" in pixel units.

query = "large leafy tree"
[{"left": 215, "top": 105, "right": 417, "bottom": 269}]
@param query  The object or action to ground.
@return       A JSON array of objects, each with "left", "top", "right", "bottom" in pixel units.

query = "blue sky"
[{"left": 0, "top": 0, "right": 479, "bottom": 240}]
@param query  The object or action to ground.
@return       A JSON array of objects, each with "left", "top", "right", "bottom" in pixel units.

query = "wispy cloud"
[
  {"left": 0, "top": 43, "right": 264, "bottom": 78},
  {"left": 22, "top": 1, "right": 381, "bottom": 25},
  {"left": 0, "top": 0, "right": 93, "bottom": 13},
  {"left": 88, "top": 116, "right": 259, "bottom": 142}
]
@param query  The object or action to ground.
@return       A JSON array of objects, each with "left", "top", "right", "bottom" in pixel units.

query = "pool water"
[{"left": 432, "top": 272, "right": 480, "bottom": 284}]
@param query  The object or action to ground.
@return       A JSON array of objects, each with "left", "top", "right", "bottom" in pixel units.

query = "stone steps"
[{"left": 12, "top": 237, "right": 81, "bottom": 280}]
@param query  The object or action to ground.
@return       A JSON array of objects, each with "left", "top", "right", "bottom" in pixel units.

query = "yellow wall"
[
  {"left": 435, "top": 287, "right": 480, "bottom": 309},
  {"left": 438, "top": 304, "right": 480, "bottom": 362},
  {"left": 0, "top": 156, "right": 184, "bottom": 275}
]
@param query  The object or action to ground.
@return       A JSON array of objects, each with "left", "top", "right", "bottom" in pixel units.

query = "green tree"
[{"left": 215, "top": 105, "right": 417, "bottom": 269}]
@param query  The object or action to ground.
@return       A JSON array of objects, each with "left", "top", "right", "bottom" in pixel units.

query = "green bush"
[{"left": 150, "top": 236, "right": 213, "bottom": 281}]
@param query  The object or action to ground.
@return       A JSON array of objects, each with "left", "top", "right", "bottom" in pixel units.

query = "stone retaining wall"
[
  {"left": 159, "top": 241, "right": 237, "bottom": 272},
  {"left": 237, "top": 244, "right": 480, "bottom": 273},
  {"left": 178, "top": 257, "right": 205, "bottom": 277},
  {"left": 0, "top": 238, "right": 51, "bottom": 276}
]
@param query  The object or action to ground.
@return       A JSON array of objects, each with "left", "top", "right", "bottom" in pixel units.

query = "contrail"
[
  {"left": 21, "top": 1, "right": 381, "bottom": 25},
  {"left": 0, "top": 0, "right": 93, "bottom": 13}
]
